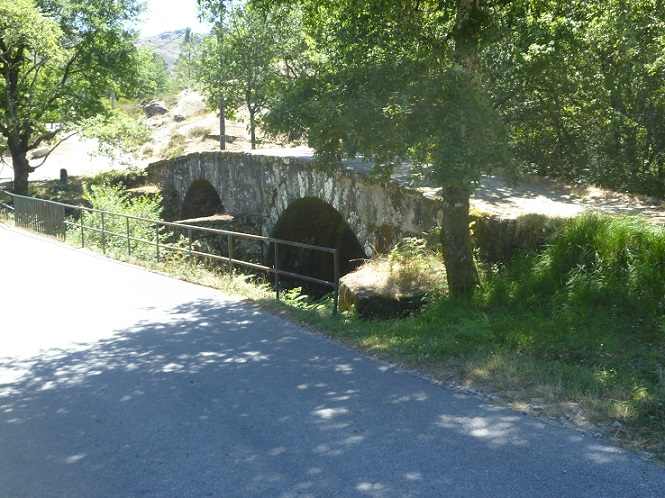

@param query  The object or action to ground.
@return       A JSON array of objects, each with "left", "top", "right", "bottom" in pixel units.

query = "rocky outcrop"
[
  {"left": 141, "top": 100, "right": 169, "bottom": 117},
  {"left": 472, "top": 212, "right": 564, "bottom": 263}
]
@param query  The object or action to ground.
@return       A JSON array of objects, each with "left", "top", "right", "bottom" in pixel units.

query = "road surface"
[{"left": 0, "top": 223, "right": 664, "bottom": 497}]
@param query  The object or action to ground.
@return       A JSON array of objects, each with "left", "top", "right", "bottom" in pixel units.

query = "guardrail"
[{"left": 0, "top": 189, "right": 340, "bottom": 315}]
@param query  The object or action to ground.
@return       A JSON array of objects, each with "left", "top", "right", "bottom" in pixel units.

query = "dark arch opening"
[
  {"left": 271, "top": 197, "right": 366, "bottom": 296},
  {"left": 181, "top": 179, "right": 224, "bottom": 220}
]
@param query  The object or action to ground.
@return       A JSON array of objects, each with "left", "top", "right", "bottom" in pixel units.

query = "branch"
[
  {"left": 30, "top": 130, "right": 78, "bottom": 169},
  {"left": 32, "top": 52, "right": 80, "bottom": 124}
]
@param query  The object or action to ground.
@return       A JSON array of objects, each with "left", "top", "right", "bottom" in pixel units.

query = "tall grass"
[{"left": 473, "top": 214, "right": 665, "bottom": 453}]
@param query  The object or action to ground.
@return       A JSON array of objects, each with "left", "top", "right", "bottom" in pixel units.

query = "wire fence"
[{"left": 0, "top": 189, "right": 340, "bottom": 315}]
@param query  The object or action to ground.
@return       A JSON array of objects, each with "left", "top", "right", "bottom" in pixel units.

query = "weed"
[
  {"left": 162, "top": 133, "right": 187, "bottom": 159},
  {"left": 163, "top": 145, "right": 186, "bottom": 160},
  {"left": 188, "top": 126, "right": 211, "bottom": 139}
]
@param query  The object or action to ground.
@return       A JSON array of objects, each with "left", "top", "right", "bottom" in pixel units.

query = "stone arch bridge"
[{"left": 146, "top": 151, "right": 442, "bottom": 282}]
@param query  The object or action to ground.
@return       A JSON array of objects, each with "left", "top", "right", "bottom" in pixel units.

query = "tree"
[
  {"left": 194, "top": 4, "right": 307, "bottom": 148},
  {"left": 486, "top": 0, "right": 665, "bottom": 196},
  {"left": 197, "top": 0, "right": 229, "bottom": 150},
  {"left": 173, "top": 28, "right": 200, "bottom": 91},
  {"left": 0, "top": 0, "right": 143, "bottom": 196},
  {"left": 259, "top": 0, "right": 513, "bottom": 296},
  {"left": 135, "top": 45, "right": 170, "bottom": 99}
]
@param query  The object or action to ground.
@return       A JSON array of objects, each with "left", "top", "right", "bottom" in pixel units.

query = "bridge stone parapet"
[{"left": 146, "top": 151, "right": 443, "bottom": 260}]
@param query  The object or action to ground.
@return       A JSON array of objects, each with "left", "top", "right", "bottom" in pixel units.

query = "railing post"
[
  {"left": 333, "top": 249, "right": 339, "bottom": 317},
  {"left": 80, "top": 210, "right": 85, "bottom": 248},
  {"left": 155, "top": 222, "right": 160, "bottom": 261},
  {"left": 274, "top": 242, "right": 280, "bottom": 302},
  {"left": 187, "top": 227, "right": 192, "bottom": 262},
  {"left": 126, "top": 217, "right": 131, "bottom": 257},
  {"left": 101, "top": 211, "right": 106, "bottom": 255},
  {"left": 228, "top": 233, "right": 233, "bottom": 273}
]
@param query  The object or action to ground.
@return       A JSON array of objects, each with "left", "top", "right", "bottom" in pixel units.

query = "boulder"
[
  {"left": 471, "top": 212, "right": 563, "bottom": 263},
  {"left": 339, "top": 263, "right": 427, "bottom": 320},
  {"left": 141, "top": 100, "right": 169, "bottom": 117},
  {"left": 29, "top": 147, "right": 50, "bottom": 159}
]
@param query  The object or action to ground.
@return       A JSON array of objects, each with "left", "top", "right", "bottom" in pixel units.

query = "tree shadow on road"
[{"left": 0, "top": 297, "right": 662, "bottom": 497}]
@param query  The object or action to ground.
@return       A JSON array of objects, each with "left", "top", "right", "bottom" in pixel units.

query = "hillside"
[{"left": 138, "top": 30, "right": 205, "bottom": 70}]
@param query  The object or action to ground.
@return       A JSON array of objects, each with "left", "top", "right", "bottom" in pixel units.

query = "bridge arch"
[
  {"left": 147, "top": 151, "right": 444, "bottom": 261},
  {"left": 181, "top": 179, "right": 224, "bottom": 220},
  {"left": 271, "top": 197, "right": 366, "bottom": 294}
]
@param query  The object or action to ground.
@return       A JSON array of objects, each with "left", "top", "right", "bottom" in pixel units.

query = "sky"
[{"left": 139, "top": 0, "right": 212, "bottom": 37}]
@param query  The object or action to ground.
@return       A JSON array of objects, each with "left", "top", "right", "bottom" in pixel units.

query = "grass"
[
  {"left": 188, "top": 126, "right": 212, "bottom": 139},
  {"left": 162, "top": 133, "right": 187, "bottom": 159},
  {"left": 8, "top": 177, "right": 665, "bottom": 465}
]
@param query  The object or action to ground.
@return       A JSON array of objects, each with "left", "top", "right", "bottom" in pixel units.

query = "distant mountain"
[{"left": 138, "top": 30, "right": 205, "bottom": 70}]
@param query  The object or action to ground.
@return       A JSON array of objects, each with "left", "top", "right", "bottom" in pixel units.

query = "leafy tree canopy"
[
  {"left": 0, "top": 0, "right": 144, "bottom": 194},
  {"left": 261, "top": 0, "right": 514, "bottom": 191},
  {"left": 194, "top": 3, "right": 308, "bottom": 148}
]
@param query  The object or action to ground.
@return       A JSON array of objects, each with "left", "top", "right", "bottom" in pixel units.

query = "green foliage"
[
  {"left": 486, "top": 213, "right": 665, "bottom": 317},
  {"left": 261, "top": 1, "right": 514, "bottom": 188},
  {"left": 162, "top": 133, "right": 187, "bottom": 159},
  {"left": 78, "top": 110, "right": 152, "bottom": 167},
  {"left": 68, "top": 182, "right": 166, "bottom": 260},
  {"left": 134, "top": 46, "right": 171, "bottom": 99},
  {"left": 387, "top": 236, "right": 446, "bottom": 292},
  {"left": 0, "top": 0, "right": 145, "bottom": 194},
  {"left": 487, "top": 0, "right": 665, "bottom": 196}
]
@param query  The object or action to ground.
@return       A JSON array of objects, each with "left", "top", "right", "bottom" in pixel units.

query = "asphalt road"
[{"left": 1, "top": 223, "right": 664, "bottom": 498}]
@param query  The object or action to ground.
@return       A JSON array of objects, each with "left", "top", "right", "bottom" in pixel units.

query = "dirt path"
[{"left": 471, "top": 175, "right": 665, "bottom": 224}]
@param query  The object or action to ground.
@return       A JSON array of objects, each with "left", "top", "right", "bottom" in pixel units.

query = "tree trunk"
[
  {"left": 217, "top": 14, "right": 226, "bottom": 151},
  {"left": 248, "top": 104, "right": 256, "bottom": 149},
  {"left": 249, "top": 111, "right": 256, "bottom": 149},
  {"left": 11, "top": 151, "right": 31, "bottom": 196},
  {"left": 219, "top": 96, "right": 226, "bottom": 150},
  {"left": 436, "top": 0, "right": 483, "bottom": 297},
  {"left": 441, "top": 185, "right": 478, "bottom": 296}
]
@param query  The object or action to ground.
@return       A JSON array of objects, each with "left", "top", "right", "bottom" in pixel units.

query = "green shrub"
[
  {"left": 68, "top": 182, "right": 167, "bottom": 260},
  {"left": 484, "top": 213, "right": 665, "bottom": 317},
  {"left": 188, "top": 126, "right": 211, "bottom": 139}
]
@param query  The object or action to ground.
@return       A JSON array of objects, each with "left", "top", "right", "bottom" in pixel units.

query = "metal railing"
[{"left": 0, "top": 189, "right": 340, "bottom": 314}]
